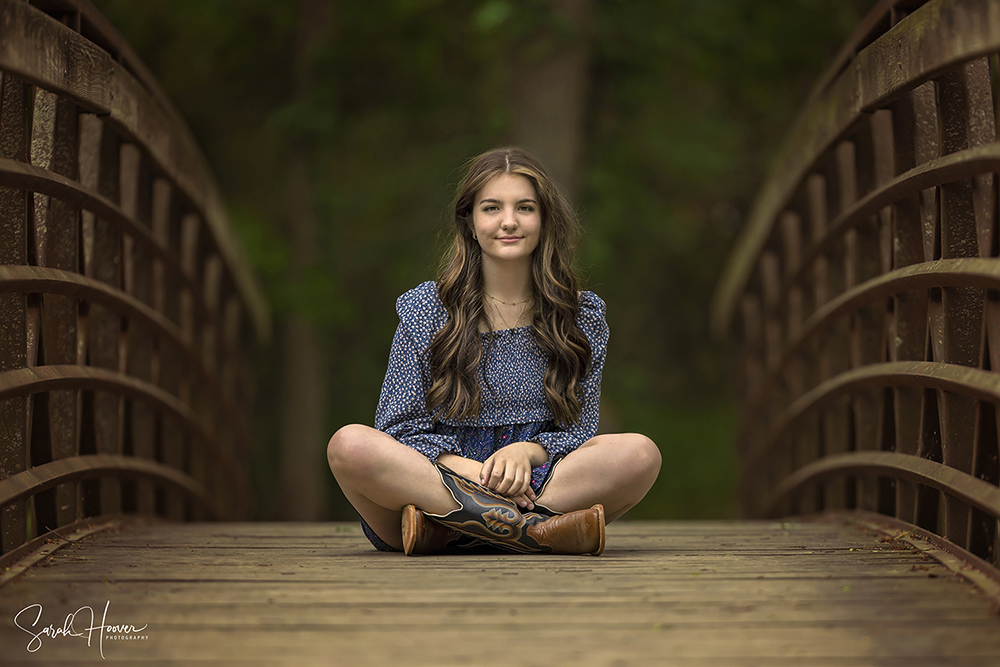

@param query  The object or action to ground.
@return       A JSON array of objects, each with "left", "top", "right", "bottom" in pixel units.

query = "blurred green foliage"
[{"left": 94, "top": 0, "right": 870, "bottom": 520}]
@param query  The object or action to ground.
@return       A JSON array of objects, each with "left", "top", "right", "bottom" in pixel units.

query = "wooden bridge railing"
[
  {"left": 713, "top": 0, "right": 1000, "bottom": 571},
  {"left": 0, "top": 0, "right": 270, "bottom": 567}
]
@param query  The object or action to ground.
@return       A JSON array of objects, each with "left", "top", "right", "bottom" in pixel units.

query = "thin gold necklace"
[
  {"left": 484, "top": 292, "right": 531, "bottom": 330},
  {"left": 484, "top": 291, "right": 531, "bottom": 306}
]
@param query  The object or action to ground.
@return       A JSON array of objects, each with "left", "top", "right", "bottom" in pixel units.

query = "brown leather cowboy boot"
[
  {"left": 425, "top": 464, "right": 606, "bottom": 555},
  {"left": 401, "top": 504, "right": 464, "bottom": 555},
  {"left": 525, "top": 504, "right": 605, "bottom": 555}
]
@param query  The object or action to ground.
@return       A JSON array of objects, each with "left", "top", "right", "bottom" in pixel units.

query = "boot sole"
[
  {"left": 591, "top": 504, "right": 606, "bottom": 556},
  {"left": 401, "top": 504, "right": 421, "bottom": 556}
]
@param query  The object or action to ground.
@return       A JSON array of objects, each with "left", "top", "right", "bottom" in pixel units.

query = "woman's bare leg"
[
  {"left": 326, "top": 424, "right": 459, "bottom": 550},
  {"left": 535, "top": 433, "right": 661, "bottom": 522}
]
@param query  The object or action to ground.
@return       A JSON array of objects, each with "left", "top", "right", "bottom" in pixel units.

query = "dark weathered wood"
[
  {"left": 0, "top": 364, "right": 249, "bottom": 510},
  {"left": 0, "top": 0, "right": 269, "bottom": 339},
  {"left": 0, "top": 0, "right": 112, "bottom": 114},
  {"left": 150, "top": 177, "right": 186, "bottom": 521},
  {"left": 769, "top": 452, "right": 1000, "bottom": 520},
  {"left": 753, "top": 361, "right": 1000, "bottom": 471},
  {"left": 0, "top": 156, "right": 198, "bottom": 291},
  {"left": 119, "top": 142, "right": 157, "bottom": 515},
  {"left": 715, "top": 0, "right": 1000, "bottom": 569},
  {"left": 936, "top": 62, "right": 986, "bottom": 549},
  {"left": 79, "top": 111, "right": 124, "bottom": 517},
  {"left": 739, "top": 258, "right": 1000, "bottom": 442},
  {"left": 40, "top": 89, "right": 80, "bottom": 527},
  {"left": 888, "top": 88, "right": 927, "bottom": 524},
  {"left": 0, "top": 265, "right": 247, "bottom": 439},
  {"left": 713, "top": 0, "right": 1000, "bottom": 335},
  {"left": 773, "top": 142, "right": 1000, "bottom": 309},
  {"left": 841, "top": 134, "right": 884, "bottom": 513},
  {"left": 1, "top": 521, "right": 998, "bottom": 664},
  {"left": 0, "top": 454, "right": 217, "bottom": 517},
  {"left": 0, "top": 0, "right": 270, "bottom": 559},
  {"left": 0, "top": 69, "right": 29, "bottom": 556}
]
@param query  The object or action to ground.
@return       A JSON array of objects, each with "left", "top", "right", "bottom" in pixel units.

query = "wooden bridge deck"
[{"left": 1, "top": 519, "right": 998, "bottom": 665}]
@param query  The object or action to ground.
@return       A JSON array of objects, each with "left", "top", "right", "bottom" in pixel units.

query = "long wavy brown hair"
[{"left": 426, "top": 146, "right": 592, "bottom": 426}]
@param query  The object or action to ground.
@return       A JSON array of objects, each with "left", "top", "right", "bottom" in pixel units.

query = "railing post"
[{"left": 0, "top": 71, "right": 29, "bottom": 553}]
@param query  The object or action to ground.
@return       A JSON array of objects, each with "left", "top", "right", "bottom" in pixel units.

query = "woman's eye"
[{"left": 519, "top": 205, "right": 534, "bottom": 212}]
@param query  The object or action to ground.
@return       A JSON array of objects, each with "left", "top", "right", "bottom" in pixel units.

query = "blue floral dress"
[{"left": 363, "top": 280, "right": 609, "bottom": 550}]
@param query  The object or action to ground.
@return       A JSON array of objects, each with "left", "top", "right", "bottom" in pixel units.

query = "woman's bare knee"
[
  {"left": 589, "top": 432, "right": 661, "bottom": 483},
  {"left": 626, "top": 433, "right": 661, "bottom": 481},
  {"left": 327, "top": 424, "right": 381, "bottom": 476}
]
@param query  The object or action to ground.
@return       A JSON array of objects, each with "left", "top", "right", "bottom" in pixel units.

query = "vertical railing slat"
[
  {"left": 151, "top": 177, "right": 186, "bottom": 520},
  {"left": 888, "top": 90, "right": 927, "bottom": 524},
  {"left": 0, "top": 71, "right": 29, "bottom": 555},
  {"left": 936, "top": 63, "right": 988, "bottom": 549}
]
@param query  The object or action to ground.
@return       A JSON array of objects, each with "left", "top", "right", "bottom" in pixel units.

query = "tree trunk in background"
[
  {"left": 278, "top": 0, "right": 333, "bottom": 520},
  {"left": 511, "top": 0, "right": 592, "bottom": 201}
]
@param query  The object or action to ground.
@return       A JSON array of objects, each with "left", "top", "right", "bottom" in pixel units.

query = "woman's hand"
[
  {"left": 481, "top": 441, "right": 548, "bottom": 508},
  {"left": 506, "top": 490, "right": 536, "bottom": 510}
]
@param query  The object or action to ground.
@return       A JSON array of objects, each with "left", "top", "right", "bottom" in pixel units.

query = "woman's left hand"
[{"left": 481, "top": 441, "right": 548, "bottom": 504}]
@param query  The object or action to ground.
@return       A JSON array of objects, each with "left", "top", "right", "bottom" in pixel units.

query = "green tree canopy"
[{"left": 94, "top": 0, "right": 869, "bottom": 519}]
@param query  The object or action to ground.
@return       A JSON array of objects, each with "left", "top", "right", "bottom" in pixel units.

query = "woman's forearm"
[{"left": 436, "top": 453, "right": 483, "bottom": 482}]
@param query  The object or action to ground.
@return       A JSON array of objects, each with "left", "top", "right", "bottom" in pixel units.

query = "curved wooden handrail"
[
  {"left": 0, "top": 0, "right": 270, "bottom": 341},
  {"left": 0, "top": 265, "right": 253, "bottom": 457},
  {"left": 782, "top": 144, "right": 1000, "bottom": 307},
  {"left": 736, "top": 258, "right": 1000, "bottom": 451},
  {"left": 0, "top": 155, "right": 247, "bottom": 365},
  {"left": 1, "top": 263, "right": 195, "bottom": 358},
  {"left": 801, "top": 0, "right": 899, "bottom": 108},
  {"left": 711, "top": 0, "right": 1000, "bottom": 337},
  {"left": 0, "top": 158, "right": 202, "bottom": 318},
  {"left": 0, "top": 366, "right": 250, "bottom": 509},
  {"left": 744, "top": 361, "right": 1000, "bottom": 481},
  {"left": 764, "top": 452, "right": 1000, "bottom": 520},
  {"left": 0, "top": 455, "right": 222, "bottom": 519}
]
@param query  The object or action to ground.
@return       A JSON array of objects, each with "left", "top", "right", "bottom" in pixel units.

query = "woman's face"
[{"left": 471, "top": 173, "right": 542, "bottom": 267}]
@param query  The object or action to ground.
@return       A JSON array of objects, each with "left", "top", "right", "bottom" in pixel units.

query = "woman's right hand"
[
  {"left": 505, "top": 488, "right": 536, "bottom": 510},
  {"left": 437, "top": 453, "right": 535, "bottom": 509}
]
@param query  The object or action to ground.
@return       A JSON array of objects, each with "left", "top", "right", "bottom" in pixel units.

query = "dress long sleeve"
[
  {"left": 373, "top": 288, "right": 460, "bottom": 461},
  {"left": 527, "top": 292, "right": 609, "bottom": 457}
]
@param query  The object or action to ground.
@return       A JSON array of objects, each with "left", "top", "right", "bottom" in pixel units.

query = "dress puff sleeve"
[
  {"left": 528, "top": 291, "right": 609, "bottom": 457},
  {"left": 374, "top": 282, "right": 461, "bottom": 461}
]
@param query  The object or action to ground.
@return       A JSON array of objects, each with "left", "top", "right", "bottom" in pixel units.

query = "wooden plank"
[
  {"left": 0, "top": 70, "right": 29, "bottom": 555},
  {"left": 150, "top": 178, "right": 186, "bottom": 521},
  {"left": 78, "top": 114, "right": 122, "bottom": 517},
  {"left": 0, "top": 0, "right": 113, "bottom": 114},
  {"left": 41, "top": 91, "right": 80, "bottom": 527},
  {"left": 840, "top": 135, "right": 884, "bottom": 514},
  {"left": 0, "top": 520, "right": 997, "bottom": 664},
  {"left": 889, "top": 86, "right": 927, "bottom": 524},
  {"left": 119, "top": 142, "right": 155, "bottom": 515},
  {"left": 27, "top": 85, "right": 57, "bottom": 535},
  {"left": 823, "top": 164, "right": 854, "bottom": 513}
]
